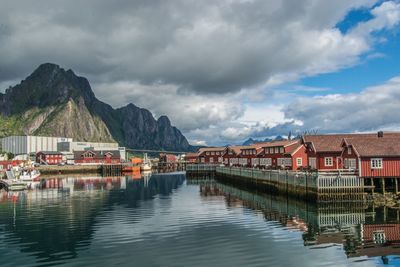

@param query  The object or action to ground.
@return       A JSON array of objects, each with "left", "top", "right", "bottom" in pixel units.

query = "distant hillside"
[
  {"left": 0, "top": 63, "right": 194, "bottom": 151},
  {"left": 241, "top": 135, "right": 288, "bottom": 145}
]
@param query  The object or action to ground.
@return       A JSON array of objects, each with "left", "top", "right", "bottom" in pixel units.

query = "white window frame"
[
  {"left": 296, "top": 158, "right": 302, "bottom": 166},
  {"left": 324, "top": 157, "right": 333, "bottom": 167},
  {"left": 209, "top": 157, "right": 214, "bottom": 163},
  {"left": 371, "top": 158, "right": 383, "bottom": 169},
  {"left": 275, "top": 147, "right": 279, "bottom": 154},
  {"left": 280, "top": 147, "right": 284, "bottom": 154},
  {"left": 348, "top": 147, "right": 352, "bottom": 155}
]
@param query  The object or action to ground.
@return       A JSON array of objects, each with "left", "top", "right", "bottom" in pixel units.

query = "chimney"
[{"left": 378, "top": 131, "right": 384, "bottom": 138}]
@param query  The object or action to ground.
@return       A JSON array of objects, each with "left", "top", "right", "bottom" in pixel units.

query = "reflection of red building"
[
  {"left": 352, "top": 224, "right": 400, "bottom": 259},
  {"left": 36, "top": 151, "right": 63, "bottom": 165},
  {"left": 363, "top": 224, "right": 400, "bottom": 243},
  {"left": 74, "top": 150, "right": 121, "bottom": 165}
]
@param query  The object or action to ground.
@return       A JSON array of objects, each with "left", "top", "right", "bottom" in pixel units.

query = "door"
[{"left": 309, "top": 157, "right": 316, "bottom": 169}]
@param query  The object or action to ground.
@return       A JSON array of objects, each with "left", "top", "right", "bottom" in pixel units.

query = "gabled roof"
[
  {"left": 260, "top": 140, "right": 299, "bottom": 148},
  {"left": 284, "top": 143, "right": 304, "bottom": 156},
  {"left": 74, "top": 150, "right": 121, "bottom": 159},
  {"left": 302, "top": 132, "right": 400, "bottom": 153},
  {"left": 185, "top": 152, "right": 199, "bottom": 158},
  {"left": 37, "top": 151, "right": 63, "bottom": 155},
  {"left": 198, "top": 147, "right": 226, "bottom": 153},
  {"left": 343, "top": 137, "right": 400, "bottom": 157}
]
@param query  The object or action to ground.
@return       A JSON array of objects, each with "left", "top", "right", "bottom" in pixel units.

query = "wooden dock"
[{"left": 186, "top": 164, "right": 365, "bottom": 202}]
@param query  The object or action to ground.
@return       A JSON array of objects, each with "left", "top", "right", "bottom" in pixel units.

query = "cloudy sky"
[{"left": 1, "top": 0, "right": 400, "bottom": 146}]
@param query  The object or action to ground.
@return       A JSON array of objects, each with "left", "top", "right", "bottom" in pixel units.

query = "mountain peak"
[
  {"left": 157, "top": 115, "right": 171, "bottom": 126},
  {"left": 0, "top": 64, "right": 194, "bottom": 151},
  {"left": 0, "top": 63, "right": 96, "bottom": 115}
]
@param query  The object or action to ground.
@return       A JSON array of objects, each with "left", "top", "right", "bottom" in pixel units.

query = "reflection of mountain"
[
  {"left": 0, "top": 173, "right": 185, "bottom": 264},
  {"left": 194, "top": 179, "right": 400, "bottom": 262}
]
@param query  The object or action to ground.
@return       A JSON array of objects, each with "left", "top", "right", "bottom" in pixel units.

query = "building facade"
[
  {"left": 74, "top": 150, "right": 121, "bottom": 165},
  {"left": 36, "top": 151, "right": 63, "bottom": 165},
  {"left": 1, "top": 136, "right": 72, "bottom": 155}
]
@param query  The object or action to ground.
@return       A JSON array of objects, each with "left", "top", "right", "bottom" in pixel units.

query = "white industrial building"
[
  {"left": 1, "top": 136, "right": 127, "bottom": 161},
  {"left": 57, "top": 141, "right": 119, "bottom": 153},
  {"left": 1, "top": 136, "right": 72, "bottom": 155}
]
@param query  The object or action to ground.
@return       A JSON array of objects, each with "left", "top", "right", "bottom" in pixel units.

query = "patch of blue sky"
[
  {"left": 298, "top": 29, "right": 400, "bottom": 95},
  {"left": 335, "top": 5, "right": 375, "bottom": 34}
]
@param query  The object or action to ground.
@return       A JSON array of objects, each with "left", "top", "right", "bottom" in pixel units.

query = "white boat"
[
  {"left": 140, "top": 153, "right": 152, "bottom": 171},
  {"left": 19, "top": 169, "right": 41, "bottom": 182}
]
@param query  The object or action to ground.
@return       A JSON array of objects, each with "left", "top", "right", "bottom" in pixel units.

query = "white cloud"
[{"left": 283, "top": 76, "right": 400, "bottom": 133}]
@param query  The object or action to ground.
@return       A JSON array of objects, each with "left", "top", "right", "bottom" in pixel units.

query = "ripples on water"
[{"left": 0, "top": 173, "right": 399, "bottom": 267}]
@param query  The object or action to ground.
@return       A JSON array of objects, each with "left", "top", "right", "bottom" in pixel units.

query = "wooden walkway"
[{"left": 186, "top": 164, "right": 365, "bottom": 202}]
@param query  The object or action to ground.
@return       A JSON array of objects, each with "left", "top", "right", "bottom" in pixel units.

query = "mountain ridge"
[{"left": 0, "top": 63, "right": 194, "bottom": 151}]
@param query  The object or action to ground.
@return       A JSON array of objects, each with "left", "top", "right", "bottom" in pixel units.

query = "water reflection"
[
  {"left": 0, "top": 174, "right": 398, "bottom": 266},
  {"left": 0, "top": 172, "right": 185, "bottom": 266},
  {"left": 192, "top": 179, "right": 400, "bottom": 266}
]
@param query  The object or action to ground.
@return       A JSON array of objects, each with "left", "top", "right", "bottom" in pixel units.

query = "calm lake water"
[{"left": 0, "top": 172, "right": 399, "bottom": 267}]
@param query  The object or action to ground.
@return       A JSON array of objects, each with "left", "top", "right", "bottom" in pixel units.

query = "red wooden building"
[
  {"left": 74, "top": 150, "right": 121, "bottom": 165},
  {"left": 184, "top": 153, "right": 199, "bottom": 163},
  {"left": 341, "top": 136, "right": 400, "bottom": 192},
  {"left": 36, "top": 151, "right": 63, "bottom": 165},
  {"left": 258, "top": 140, "right": 306, "bottom": 170},
  {"left": 198, "top": 147, "right": 226, "bottom": 164},
  {"left": 0, "top": 160, "right": 24, "bottom": 171},
  {"left": 303, "top": 132, "right": 400, "bottom": 171},
  {"left": 222, "top": 146, "right": 241, "bottom": 166},
  {"left": 159, "top": 153, "right": 178, "bottom": 163}
]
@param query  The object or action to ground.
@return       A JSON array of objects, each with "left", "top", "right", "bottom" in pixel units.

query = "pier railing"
[
  {"left": 186, "top": 164, "right": 365, "bottom": 201},
  {"left": 186, "top": 164, "right": 219, "bottom": 172},
  {"left": 216, "top": 166, "right": 318, "bottom": 189}
]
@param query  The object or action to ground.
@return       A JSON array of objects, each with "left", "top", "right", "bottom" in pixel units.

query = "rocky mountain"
[{"left": 0, "top": 63, "right": 193, "bottom": 151}]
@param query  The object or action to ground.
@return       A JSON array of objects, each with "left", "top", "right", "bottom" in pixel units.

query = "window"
[
  {"left": 277, "top": 158, "right": 286, "bottom": 166},
  {"left": 209, "top": 157, "right": 214, "bottom": 163},
  {"left": 348, "top": 147, "right": 352, "bottom": 155},
  {"left": 275, "top": 147, "right": 279, "bottom": 154},
  {"left": 296, "top": 158, "right": 302, "bottom": 166},
  {"left": 270, "top": 148, "right": 274, "bottom": 154},
  {"left": 280, "top": 147, "right": 284, "bottom": 154},
  {"left": 260, "top": 158, "right": 272, "bottom": 166},
  {"left": 265, "top": 148, "right": 269, "bottom": 154},
  {"left": 344, "top": 158, "right": 357, "bottom": 169},
  {"left": 201, "top": 158, "right": 205, "bottom": 163},
  {"left": 211, "top": 152, "right": 215, "bottom": 156},
  {"left": 373, "top": 231, "right": 386, "bottom": 244},
  {"left": 371, "top": 158, "right": 383, "bottom": 169},
  {"left": 206, "top": 152, "right": 210, "bottom": 156},
  {"left": 324, "top": 157, "right": 333, "bottom": 167}
]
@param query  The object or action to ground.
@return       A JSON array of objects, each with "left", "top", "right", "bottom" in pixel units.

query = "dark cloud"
[{"left": 0, "top": 0, "right": 382, "bottom": 94}]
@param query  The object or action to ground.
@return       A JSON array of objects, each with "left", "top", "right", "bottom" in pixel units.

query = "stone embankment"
[{"left": 38, "top": 165, "right": 102, "bottom": 175}]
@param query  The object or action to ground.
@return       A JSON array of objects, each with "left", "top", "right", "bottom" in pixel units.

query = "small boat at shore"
[
  {"left": 140, "top": 153, "right": 152, "bottom": 171},
  {"left": 19, "top": 169, "right": 41, "bottom": 182},
  {"left": 0, "top": 179, "right": 28, "bottom": 191}
]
